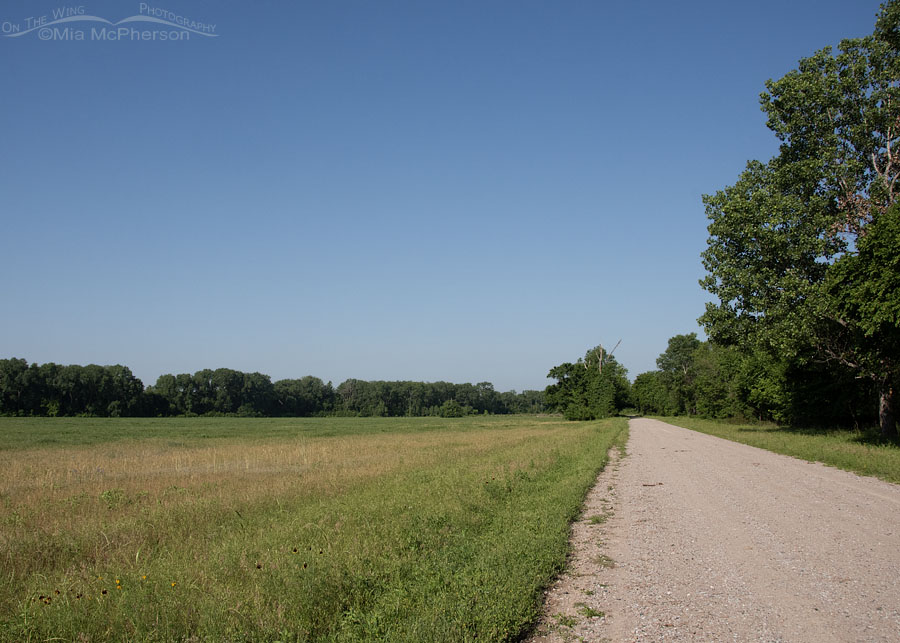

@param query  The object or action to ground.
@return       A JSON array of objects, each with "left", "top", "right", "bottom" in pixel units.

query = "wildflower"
[
  {"left": 142, "top": 575, "right": 147, "bottom": 580},
  {"left": 171, "top": 582, "right": 176, "bottom": 588}
]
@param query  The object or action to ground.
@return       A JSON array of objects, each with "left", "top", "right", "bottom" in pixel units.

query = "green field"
[
  {"left": 657, "top": 417, "right": 900, "bottom": 484},
  {"left": 0, "top": 415, "right": 627, "bottom": 642}
]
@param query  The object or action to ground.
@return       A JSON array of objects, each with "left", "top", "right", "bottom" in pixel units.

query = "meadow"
[
  {"left": 0, "top": 415, "right": 627, "bottom": 642},
  {"left": 658, "top": 417, "right": 900, "bottom": 484}
]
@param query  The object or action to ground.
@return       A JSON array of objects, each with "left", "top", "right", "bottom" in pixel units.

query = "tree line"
[
  {"left": 0, "top": 358, "right": 545, "bottom": 418},
  {"left": 542, "top": 332, "right": 880, "bottom": 430},
  {"left": 630, "top": 333, "right": 877, "bottom": 428}
]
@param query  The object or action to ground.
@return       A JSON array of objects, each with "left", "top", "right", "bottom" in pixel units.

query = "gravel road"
[{"left": 529, "top": 418, "right": 900, "bottom": 642}]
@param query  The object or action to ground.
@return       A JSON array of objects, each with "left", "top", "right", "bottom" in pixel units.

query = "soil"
[{"left": 527, "top": 417, "right": 900, "bottom": 642}]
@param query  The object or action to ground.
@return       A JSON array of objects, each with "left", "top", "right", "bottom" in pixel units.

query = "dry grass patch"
[{"left": 1, "top": 415, "right": 628, "bottom": 642}]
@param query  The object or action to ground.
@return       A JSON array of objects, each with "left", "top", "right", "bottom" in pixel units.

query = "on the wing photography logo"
[{"left": 2, "top": 4, "right": 217, "bottom": 41}]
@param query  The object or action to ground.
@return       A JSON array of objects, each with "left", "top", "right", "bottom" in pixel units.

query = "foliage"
[
  {"left": 438, "top": 399, "right": 469, "bottom": 417},
  {"left": 545, "top": 346, "right": 630, "bottom": 420},
  {"left": 700, "top": 1, "right": 900, "bottom": 436},
  {"left": 655, "top": 334, "right": 702, "bottom": 415},
  {"left": 149, "top": 368, "right": 276, "bottom": 416},
  {"left": 690, "top": 343, "right": 750, "bottom": 419},
  {"left": 633, "top": 336, "right": 743, "bottom": 418},
  {"left": 825, "top": 202, "right": 900, "bottom": 428},
  {"left": 633, "top": 334, "right": 875, "bottom": 426},
  {"left": 630, "top": 371, "right": 673, "bottom": 416},
  {"left": 0, "top": 359, "right": 145, "bottom": 417},
  {"left": 274, "top": 376, "right": 336, "bottom": 416},
  {"left": 0, "top": 415, "right": 627, "bottom": 641},
  {"left": 0, "top": 359, "right": 545, "bottom": 419},
  {"left": 331, "top": 379, "right": 540, "bottom": 418}
]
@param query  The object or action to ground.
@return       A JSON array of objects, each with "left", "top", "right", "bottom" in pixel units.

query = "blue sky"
[{"left": 0, "top": 0, "right": 883, "bottom": 392}]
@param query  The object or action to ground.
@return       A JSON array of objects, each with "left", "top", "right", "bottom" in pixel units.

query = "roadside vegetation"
[
  {"left": 658, "top": 416, "right": 900, "bottom": 484},
  {"left": 0, "top": 415, "right": 626, "bottom": 642}
]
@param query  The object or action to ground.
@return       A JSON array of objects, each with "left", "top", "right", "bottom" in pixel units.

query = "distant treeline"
[{"left": 0, "top": 358, "right": 545, "bottom": 418}]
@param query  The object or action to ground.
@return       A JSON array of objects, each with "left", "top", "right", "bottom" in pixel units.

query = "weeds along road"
[{"left": 532, "top": 418, "right": 900, "bottom": 642}]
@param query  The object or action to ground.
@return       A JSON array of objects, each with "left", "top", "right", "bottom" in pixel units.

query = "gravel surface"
[{"left": 528, "top": 418, "right": 900, "bottom": 642}]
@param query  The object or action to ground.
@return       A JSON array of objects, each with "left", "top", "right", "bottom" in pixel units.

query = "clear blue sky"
[{"left": 0, "top": 0, "right": 883, "bottom": 392}]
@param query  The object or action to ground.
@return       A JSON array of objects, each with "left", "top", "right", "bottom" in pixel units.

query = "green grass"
[
  {"left": 0, "top": 415, "right": 516, "bottom": 451},
  {"left": 0, "top": 415, "right": 627, "bottom": 642},
  {"left": 655, "top": 416, "right": 900, "bottom": 484}
]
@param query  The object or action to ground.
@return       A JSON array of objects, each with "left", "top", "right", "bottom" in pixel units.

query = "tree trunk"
[{"left": 879, "top": 377, "right": 897, "bottom": 440}]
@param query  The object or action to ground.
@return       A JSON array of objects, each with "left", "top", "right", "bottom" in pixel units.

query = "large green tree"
[
  {"left": 701, "top": 1, "right": 900, "bottom": 437},
  {"left": 545, "top": 346, "right": 630, "bottom": 420}
]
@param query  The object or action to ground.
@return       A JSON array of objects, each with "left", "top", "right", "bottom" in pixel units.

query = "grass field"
[
  {"left": 0, "top": 415, "right": 627, "bottom": 642},
  {"left": 656, "top": 417, "right": 900, "bottom": 484}
]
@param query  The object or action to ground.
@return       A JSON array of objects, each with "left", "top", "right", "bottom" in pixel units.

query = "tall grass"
[
  {"left": 0, "top": 415, "right": 627, "bottom": 642},
  {"left": 657, "top": 416, "right": 900, "bottom": 484}
]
